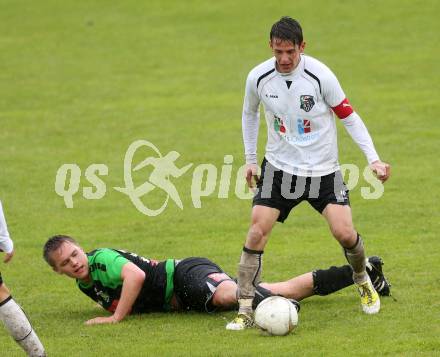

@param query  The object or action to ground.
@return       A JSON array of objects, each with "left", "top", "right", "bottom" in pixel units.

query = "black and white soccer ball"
[{"left": 255, "top": 296, "right": 298, "bottom": 336}]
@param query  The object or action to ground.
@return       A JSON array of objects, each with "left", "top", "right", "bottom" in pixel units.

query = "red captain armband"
[{"left": 332, "top": 98, "right": 354, "bottom": 119}]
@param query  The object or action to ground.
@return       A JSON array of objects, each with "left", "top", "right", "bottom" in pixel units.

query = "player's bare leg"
[
  {"left": 255, "top": 256, "right": 392, "bottom": 303},
  {"left": 0, "top": 282, "right": 46, "bottom": 356},
  {"left": 226, "top": 206, "right": 279, "bottom": 330},
  {"left": 215, "top": 259, "right": 390, "bottom": 312},
  {"left": 0, "top": 282, "right": 11, "bottom": 301},
  {"left": 323, "top": 204, "right": 380, "bottom": 314},
  {"left": 259, "top": 273, "right": 314, "bottom": 301}
]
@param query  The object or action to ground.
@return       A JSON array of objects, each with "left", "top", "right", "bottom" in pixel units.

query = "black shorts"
[
  {"left": 173, "top": 257, "right": 233, "bottom": 313},
  {"left": 0, "top": 271, "right": 2, "bottom": 286},
  {"left": 253, "top": 158, "right": 350, "bottom": 222}
]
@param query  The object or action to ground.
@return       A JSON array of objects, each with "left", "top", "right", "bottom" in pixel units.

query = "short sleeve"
[
  {"left": 322, "top": 69, "right": 346, "bottom": 108},
  {"left": 94, "top": 249, "right": 130, "bottom": 288}
]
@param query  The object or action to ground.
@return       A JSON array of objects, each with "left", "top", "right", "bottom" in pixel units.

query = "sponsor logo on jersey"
[
  {"left": 297, "top": 118, "right": 311, "bottom": 134},
  {"left": 300, "top": 95, "right": 315, "bottom": 112},
  {"left": 265, "top": 93, "right": 278, "bottom": 98},
  {"left": 90, "top": 262, "right": 107, "bottom": 272},
  {"left": 274, "top": 114, "right": 286, "bottom": 135},
  {"left": 94, "top": 287, "right": 110, "bottom": 303}
]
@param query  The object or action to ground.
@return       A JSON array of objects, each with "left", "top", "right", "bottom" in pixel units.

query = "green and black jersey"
[{"left": 76, "top": 248, "right": 175, "bottom": 313}]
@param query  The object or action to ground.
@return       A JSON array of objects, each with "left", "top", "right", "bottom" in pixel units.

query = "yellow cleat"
[
  {"left": 226, "top": 313, "right": 254, "bottom": 330},
  {"left": 357, "top": 277, "right": 380, "bottom": 314}
]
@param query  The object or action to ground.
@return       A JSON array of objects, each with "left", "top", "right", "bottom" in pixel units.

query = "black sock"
[{"left": 313, "top": 265, "right": 354, "bottom": 296}]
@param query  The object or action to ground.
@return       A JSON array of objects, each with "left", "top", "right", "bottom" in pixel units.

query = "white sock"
[{"left": 0, "top": 296, "right": 46, "bottom": 357}]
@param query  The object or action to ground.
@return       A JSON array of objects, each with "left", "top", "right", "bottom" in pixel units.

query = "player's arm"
[
  {"left": 0, "top": 200, "right": 14, "bottom": 263},
  {"left": 112, "top": 262, "right": 145, "bottom": 322},
  {"left": 86, "top": 262, "right": 145, "bottom": 325},
  {"left": 323, "top": 73, "right": 390, "bottom": 182},
  {"left": 242, "top": 72, "right": 261, "bottom": 188},
  {"left": 336, "top": 105, "right": 390, "bottom": 182}
]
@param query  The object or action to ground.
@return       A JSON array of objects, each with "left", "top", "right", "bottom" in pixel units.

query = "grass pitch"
[{"left": 1, "top": 0, "right": 439, "bottom": 356}]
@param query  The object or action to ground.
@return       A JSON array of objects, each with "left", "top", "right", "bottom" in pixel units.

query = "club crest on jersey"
[
  {"left": 297, "top": 118, "right": 311, "bottom": 134},
  {"left": 300, "top": 95, "right": 315, "bottom": 112}
]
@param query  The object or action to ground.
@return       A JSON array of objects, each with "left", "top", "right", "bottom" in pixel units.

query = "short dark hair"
[
  {"left": 43, "top": 235, "right": 78, "bottom": 267},
  {"left": 270, "top": 16, "right": 303, "bottom": 45}
]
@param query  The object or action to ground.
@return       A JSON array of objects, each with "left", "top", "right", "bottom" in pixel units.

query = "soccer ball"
[{"left": 254, "top": 296, "right": 298, "bottom": 336}]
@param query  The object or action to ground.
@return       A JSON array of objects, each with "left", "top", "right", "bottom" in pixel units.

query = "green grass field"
[{"left": 1, "top": 0, "right": 439, "bottom": 355}]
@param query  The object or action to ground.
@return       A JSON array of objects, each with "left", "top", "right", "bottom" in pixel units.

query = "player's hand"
[
  {"left": 369, "top": 161, "right": 391, "bottom": 183},
  {"left": 85, "top": 316, "right": 117, "bottom": 325},
  {"left": 245, "top": 164, "right": 260, "bottom": 191},
  {"left": 3, "top": 249, "right": 14, "bottom": 263}
]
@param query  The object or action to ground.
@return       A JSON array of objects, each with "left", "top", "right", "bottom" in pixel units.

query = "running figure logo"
[{"left": 114, "top": 140, "right": 193, "bottom": 216}]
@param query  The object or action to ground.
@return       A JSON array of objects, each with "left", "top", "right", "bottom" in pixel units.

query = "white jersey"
[
  {"left": 0, "top": 200, "right": 13, "bottom": 254},
  {"left": 242, "top": 54, "right": 379, "bottom": 176}
]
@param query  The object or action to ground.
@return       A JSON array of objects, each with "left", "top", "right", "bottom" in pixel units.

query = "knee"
[
  {"left": 212, "top": 292, "right": 236, "bottom": 308},
  {"left": 211, "top": 281, "right": 237, "bottom": 308},
  {"left": 247, "top": 224, "right": 269, "bottom": 246},
  {"left": 332, "top": 226, "right": 356, "bottom": 247},
  {"left": 0, "top": 283, "right": 11, "bottom": 302}
]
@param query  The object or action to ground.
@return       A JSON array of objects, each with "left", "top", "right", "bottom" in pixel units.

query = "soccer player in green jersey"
[{"left": 43, "top": 235, "right": 390, "bottom": 325}]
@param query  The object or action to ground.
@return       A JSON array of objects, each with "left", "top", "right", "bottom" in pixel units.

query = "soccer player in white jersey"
[
  {"left": 0, "top": 200, "right": 46, "bottom": 356},
  {"left": 226, "top": 17, "right": 391, "bottom": 330}
]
